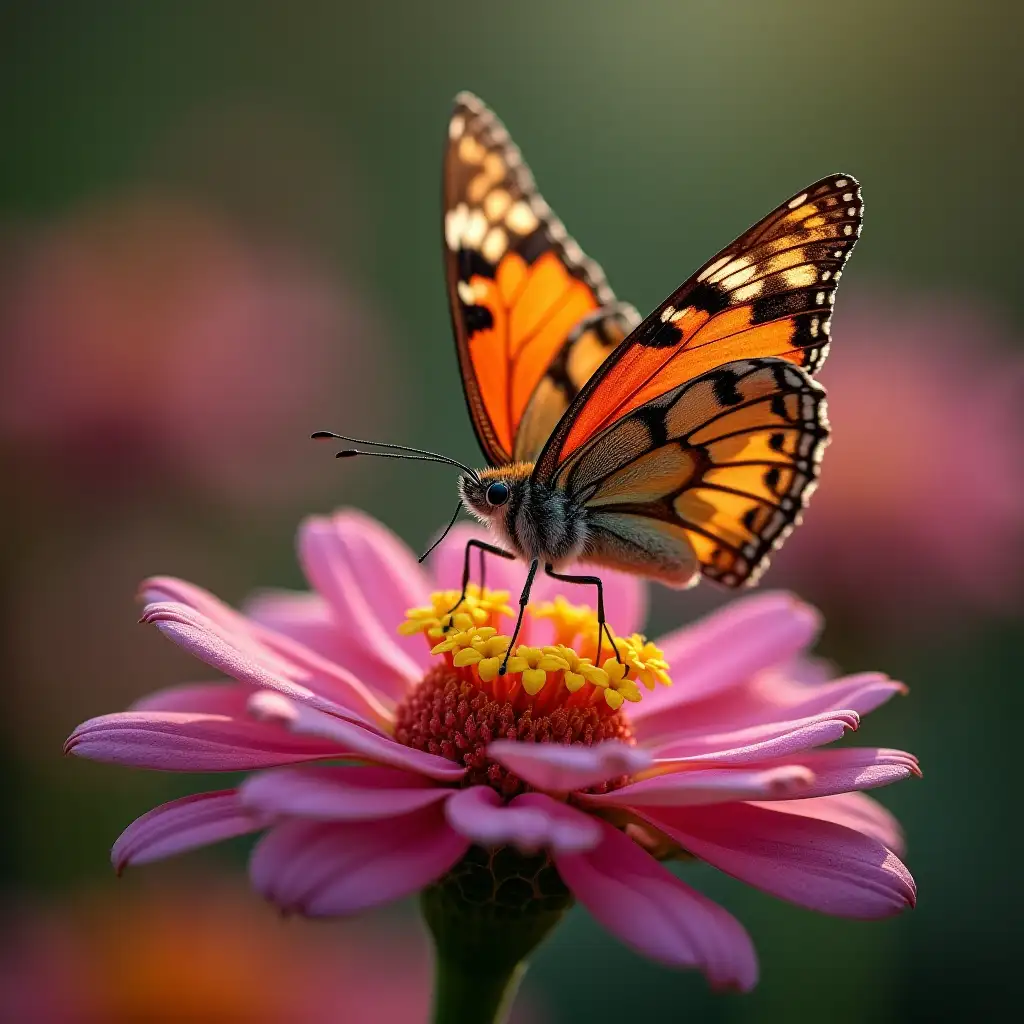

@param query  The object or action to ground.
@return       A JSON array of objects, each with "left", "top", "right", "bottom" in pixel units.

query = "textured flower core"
[{"left": 396, "top": 585, "right": 671, "bottom": 797}]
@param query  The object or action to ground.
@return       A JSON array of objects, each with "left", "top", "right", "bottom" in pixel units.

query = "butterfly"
[{"left": 319, "top": 93, "right": 861, "bottom": 670}]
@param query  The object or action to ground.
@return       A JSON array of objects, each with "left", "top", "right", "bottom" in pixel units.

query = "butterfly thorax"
[{"left": 460, "top": 465, "right": 587, "bottom": 566}]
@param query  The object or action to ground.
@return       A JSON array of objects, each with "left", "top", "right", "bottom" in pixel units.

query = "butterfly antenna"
[
  {"left": 312, "top": 431, "right": 480, "bottom": 481},
  {"left": 418, "top": 500, "right": 463, "bottom": 563}
]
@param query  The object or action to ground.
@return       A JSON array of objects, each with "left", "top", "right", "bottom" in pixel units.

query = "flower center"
[{"left": 395, "top": 585, "right": 672, "bottom": 797}]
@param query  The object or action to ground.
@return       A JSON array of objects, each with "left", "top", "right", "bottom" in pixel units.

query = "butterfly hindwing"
[
  {"left": 444, "top": 93, "right": 629, "bottom": 465},
  {"left": 556, "top": 358, "right": 830, "bottom": 587},
  {"left": 535, "top": 175, "right": 861, "bottom": 476}
]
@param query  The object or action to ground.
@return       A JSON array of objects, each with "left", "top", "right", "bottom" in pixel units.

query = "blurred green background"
[{"left": 1, "top": 2, "right": 1021, "bottom": 1021}]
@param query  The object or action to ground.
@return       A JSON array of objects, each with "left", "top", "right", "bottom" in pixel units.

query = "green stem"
[
  {"left": 430, "top": 955, "right": 527, "bottom": 1024},
  {"left": 420, "top": 846, "right": 574, "bottom": 1024}
]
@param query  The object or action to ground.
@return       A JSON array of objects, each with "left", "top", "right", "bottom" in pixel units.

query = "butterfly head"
[
  {"left": 459, "top": 463, "right": 530, "bottom": 515},
  {"left": 459, "top": 463, "right": 533, "bottom": 539}
]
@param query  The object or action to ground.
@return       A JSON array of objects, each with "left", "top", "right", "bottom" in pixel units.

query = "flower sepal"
[{"left": 421, "top": 845, "right": 574, "bottom": 1024}]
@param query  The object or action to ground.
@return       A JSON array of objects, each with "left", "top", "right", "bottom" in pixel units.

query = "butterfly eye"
[{"left": 485, "top": 481, "right": 510, "bottom": 507}]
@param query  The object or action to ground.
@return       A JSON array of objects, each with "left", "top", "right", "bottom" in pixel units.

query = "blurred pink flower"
[
  {"left": 0, "top": 195, "right": 391, "bottom": 503},
  {"left": 0, "top": 877, "right": 435, "bottom": 1023},
  {"left": 67, "top": 510, "right": 918, "bottom": 993},
  {"left": 772, "top": 290, "right": 1024, "bottom": 624}
]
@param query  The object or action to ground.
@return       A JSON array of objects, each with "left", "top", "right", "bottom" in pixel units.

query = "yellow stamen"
[
  {"left": 409, "top": 589, "right": 671, "bottom": 715},
  {"left": 609, "top": 634, "right": 673, "bottom": 691},
  {"left": 399, "top": 584, "right": 514, "bottom": 640},
  {"left": 601, "top": 658, "right": 644, "bottom": 705},
  {"left": 530, "top": 595, "right": 601, "bottom": 647},
  {"left": 543, "top": 645, "right": 609, "bottom": 692},
  {"left": 430, "top": 626, "right": 510, "bottom": 682},
  {"left": 504, "top": 645, "right": 569, "bottom": 695}
]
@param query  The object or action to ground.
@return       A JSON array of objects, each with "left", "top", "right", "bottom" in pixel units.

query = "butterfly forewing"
[
  {"left": 444, "top": 93, "right": 634, "bottom": 465},
  {"left": 560, "top": 358, "right": 830, "bottom": 587},
  {"left": 534, "top": 174, "right": 861, "bottom": 478}
]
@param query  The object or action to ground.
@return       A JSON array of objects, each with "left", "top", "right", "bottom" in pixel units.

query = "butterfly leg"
[
  {"left": 443, "top": 538, "right": 515, "bottom": 629},
  {"left": 499, "top": 558, "right": 539, "bottom": 675},
  {"left": 543, "top": 565, "right": 622, "bottom": 668}
]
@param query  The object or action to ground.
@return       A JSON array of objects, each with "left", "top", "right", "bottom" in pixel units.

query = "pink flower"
[
  {"left": 0, "top": 875, "right": 534, "bottom": 1024},
  {"left": 772, "top": 289, "right": 1024, "bottom": 626},
  {"left": 66, "top": 510, "right": 918, "bottom": 993},
  {"left": 0, "top": 195, "right": 391, "bottom": 503}
]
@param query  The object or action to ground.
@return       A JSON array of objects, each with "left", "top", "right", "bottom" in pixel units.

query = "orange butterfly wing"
[
  {"left": 535, "top": 175, "right": 862, "bottom": 477},
  {"left": 444, "top": 93, "right": 637, "bottom": 465}
]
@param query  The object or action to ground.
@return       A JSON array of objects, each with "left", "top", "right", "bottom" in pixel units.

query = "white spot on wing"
[
  {"left": 449, "top": 115, "right": 466, "bottom": 140},
  {"left": 835, "top": 178, "right": 849, "bottom": 188},
  {"left": 721, "top": 263, "right": 758, "bottom": 290},
  {"left": 660, "top": 305, "right": 676, "bottom": 323},
  {"left": 788, "top": 193, "right": 809, "bottom": 209},
  {"left": 481, "top": 226, "right": 508, "bottom": 263},
  {"left": 732, "top": 280, "right": 765, "bottom": 301},
  {"left": 698, "top": 255, "right": 732, "bottom": 282},
  {"left": 484, "top": 189, "right": 511, "bottom": 221},
  {"left": 463, "top": 208, "right": 488, "bottom": 247},
  {"left": 457, "top": 280, "right": 476, "bottom": 304},
  {"left": 709, "top": 256, "right": 753, "bottom": 285},
  {"left": 445, "top": 203, "right": 469, "bottom": 251},
  {"left": 506, "top": 200, "right": 539, "bottom": 235},
  {"left": 563, "top": 239, "right": 584, "bottom": 263},
  {"left": 782, "top": 265, "right": 818, "bottom": 288}
]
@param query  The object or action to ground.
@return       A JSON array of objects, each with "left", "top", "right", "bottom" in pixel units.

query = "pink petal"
[
  {"left": 753, "top": 792, "right": 907, "bottom": 856},
  {"left": 143, "top": 577, "right": 399, "bottom": 720},
  {"left": 244, "top": 589, "right": 349, "bottom": 665},
  {"left": 649, "top": 709, "right": 860, "bottom": 764},
  {"left": 298, "top": 516, "right": 427, "bottom": 699},
  {"left": 250, "top": 804, "right": 468, "bottom": 916},
  {"left": 141, "top": 599, "right": 391, "bottom": 730},
  {"left": 241, "top": 764, "right": 450, "bottom": 821},
  {"left": 249, "top": 691, "right": 465, "bottom": 781},
  {"left": 247, "top": 584, "right": 418, "bottom": 710},
  {"left": 65, "top": 710, "right": 340, "bottom": 771},
  {"left": 581, "top": 764, "right": 815, "bottom": 809},
  {"left": 632, "top": 593, "right": 821, "bottom": 728},
  {"left": 555, "top": 816, "right": 758, "bottom": 990},
  {"left": 111, "top": 791, "right": 262, "bottom": 872},
  {"left": 319, "top": 509, "right": 431, "bottom": 642},
  {"left": 640, "top": 802, "right": 916, "bottom": 918},
  {"left": 445, "top": 788, "right": 601, "bottom": 853},
  {"left": 487, "top": 739, "right": 651, "bottom": 792},
  {"left": 637, "top": 668, "right": 904, "bottom": 748},
  {"left": 131, "top": 682, "right": 253, "bottom": 715},
  {"left": 749, "top": 747, "right": 921, "bottom": 799}
]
